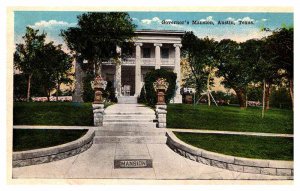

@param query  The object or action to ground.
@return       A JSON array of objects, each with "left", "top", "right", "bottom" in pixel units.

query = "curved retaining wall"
[
  {"left": 13, "top": 129, "right": 95, "bottom": 168},
  {"left": 166, "top": 130, "right": 293, "bottom": 176}
]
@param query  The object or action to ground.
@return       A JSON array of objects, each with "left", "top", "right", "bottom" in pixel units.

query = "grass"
[
  {"left": 13, "top": 102, "right": 94, "bottom": 126},
  {"left": 174, "top": 132, "right": 293, "bottom": 160},
  {"left": 13, "top": 129, "right": 88, "bottom": 152},
  {"left": 167, "top": 104, "right": 293, "bottom": 134}
]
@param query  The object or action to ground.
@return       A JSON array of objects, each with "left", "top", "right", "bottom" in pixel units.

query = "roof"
[{"left": 135, "top": 29, "right": 185, "bottom": 36}]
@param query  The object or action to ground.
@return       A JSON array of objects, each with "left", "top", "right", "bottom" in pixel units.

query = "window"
[
  {"left": 161, "top": 48, "right": 169, "bottom": 59},
  {"left": 143, "top": 48, "right": 151, "bottom": 58}
]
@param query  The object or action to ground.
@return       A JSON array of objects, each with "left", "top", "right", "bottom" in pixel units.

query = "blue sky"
[{"left": 14, "top": 11, "right": 293, "bottom": 50}]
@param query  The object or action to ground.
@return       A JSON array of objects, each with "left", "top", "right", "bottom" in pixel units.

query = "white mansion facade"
[{"left": 73, "top": 30, "right": 184, "bottom": 103}]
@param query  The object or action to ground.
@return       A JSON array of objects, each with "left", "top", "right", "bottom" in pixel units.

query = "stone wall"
[
  {"left": 13, "top": 129, "right": 95, "bottom": 168},
  {"left": 166, "top": 130, "right": 293, "bottom": 177}
]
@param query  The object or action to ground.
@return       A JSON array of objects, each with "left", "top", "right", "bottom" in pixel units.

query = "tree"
[
  {"left": 182, "top": 32, "right": 217, "bottom": 105},
  {"left": 38, "top": 42, "right": 73, "bottom": 101},
  {"left": 14, "top": 27, "right": 46, "bottom": 101},
  {"left": 215, "top": 39, "right": 252, "bottom": 108},
  {"left": 266, "top": 28, "right": 293, "bottom": 108},
  {"left": 61, "top": 12, "right": 136, "bottom": 76}
]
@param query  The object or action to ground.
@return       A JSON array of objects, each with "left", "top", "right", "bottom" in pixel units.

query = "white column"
[
  {"left": 173, "top": 43, "right": 182, "bottom": 103},
  {"left": 135, "top": 43, "right": 143, "bottom": 96},
  {"left": 115, "top": 45, "right": 122, "bottom": 97},
  {"left": 154, "top": 43, "right": 162, "bottom": 69}
]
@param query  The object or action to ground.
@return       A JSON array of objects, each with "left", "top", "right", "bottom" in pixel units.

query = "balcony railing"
[{"left": 102, "top": 58, "right": 175, "bottom": 66}]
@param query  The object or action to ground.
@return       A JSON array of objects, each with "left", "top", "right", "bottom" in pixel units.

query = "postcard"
[{"left": 7, "top": 6, "right": 294, "bottom": 185}]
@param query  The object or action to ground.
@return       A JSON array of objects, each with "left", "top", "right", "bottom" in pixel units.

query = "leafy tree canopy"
[{"left": 61, "top": 12, "right": 136, "bottom": 73}]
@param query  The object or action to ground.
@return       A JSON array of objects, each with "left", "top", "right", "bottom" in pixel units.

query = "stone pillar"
[
  {"left": 73, "top": 56, "right": 85, "bottom": 102},
  {"left": 115, "top": 46, "right": 122, "bottom": 97},
  {"left": 135, "top": 43, "right": 143, "bottom": 96},
  {"left": 156, "top": 105, "right": 167, "bottom": 128},
  {"left": 154, "top": 43, "right": 162, "bottom": 69},
  {"left": 173, "top": 43, "right": 182, "bottom": 103},
  {"left": 93, "top": 104, "right": 104, "bottom": 126}
]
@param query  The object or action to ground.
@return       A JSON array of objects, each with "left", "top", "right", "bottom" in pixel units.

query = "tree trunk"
[
  {"left": 235, "top": 88, "right": 246, "bottom": 108},
  {"left": 26, "top": 74, "right": 33, "bottom": 102},
  {"left": 265, "top": 82, "right": 271, "bottom": 110},
  {"left": 56, "top": 80, "right": 60, "bottom": 101},
  {"left": 207, "top": 70, "right": 211, "bottom": 106},
  {"left": 245, "top": 92, "right": 248, "bottom": 109},
  {"left": 262, "top": 79, "right": 266, "bottom": 118},
  {"left": 289, "top": 79, "right": 294, "bottom": 110}
]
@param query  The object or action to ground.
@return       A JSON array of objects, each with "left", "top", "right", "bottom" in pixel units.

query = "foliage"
[
  {"left": 266, "top": 28, "right": 294, "bottom": 107},
  {"left": 167, "top": 104, "right": 293, "bottom": 134},
  {"left": 175, "top": 132, "right": 293, "bottom": 160},
  {"left": 181, "top": 32, "right": 217, "bottom": 94},
  {"left": 102, "top": 81, "right": 117, "bottom": 103},
  {"left": 270, "top": 87, "right": 292, "bottom": 109},
  {"left": 247, "top": 86, "right": 263, "bottom": 102},
  {"left": 13, "top": 102, "right": 94, "bottom": 126},
  {"left": 14, "top": 27, "right": 47, "bottom": 101},
  {"left": 40, "top": 43, "right": 73, "bottom": 100},
  {"left": 14, "top": 73, "right": 47, "bottom": 100},
  {"left": 61, "top": 12, "right": 136, "bottom": 74},
  {"left": 82, "top": 72, "right": 95, "bottom": 102},
  {"left": 210, "top": 91, "right": 238, "bottom": 105},
  {"left": 13, "top": 129, "right": 87, "bottom": 151},
  {"left": 215, "top": 39, "right": 253, "bottom": 108},
  {"left": 139, "top": 69, "right": 176, "bottom": 106}
]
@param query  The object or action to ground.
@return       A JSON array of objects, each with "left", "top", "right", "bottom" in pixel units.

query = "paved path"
[{"left": 13, "top": 143, "right": 292, "bottom": 180}]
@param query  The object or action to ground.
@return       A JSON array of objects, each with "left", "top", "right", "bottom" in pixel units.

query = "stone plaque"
[{"left": 114, "top": 159, "right": 152, "bottom": 168}]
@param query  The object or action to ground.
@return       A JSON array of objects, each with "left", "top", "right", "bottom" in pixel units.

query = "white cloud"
[
  {"left": 237, "top": 16, "right": 255, "bottom": 22},
  {"left": 141, "top": 17, "right": 161, "bottom": 25},
  {"left": 199, "top": 16, "right": 216, "bottom": 23},
  {"left": 224, "top": 16, "right": 257, "bottom": 24},
  {"left": 28, "top": 20, "right": 76, "bottom": 29}
]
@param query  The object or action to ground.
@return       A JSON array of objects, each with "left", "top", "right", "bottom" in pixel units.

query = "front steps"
[
  {"left": 117, "top": 96, "right": 137, "bottom": 104},
  {"left": 94, "top": 104, "right": 166, "bottom": 144},
  {"left": 94, "top": 126, "right": 167, "bottom": 144}
]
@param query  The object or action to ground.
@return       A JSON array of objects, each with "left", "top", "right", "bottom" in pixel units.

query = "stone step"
[
  {"left": 103, "top": 119, "right": 155, "bottom": 123},
  {"left": 94, "top": 136, "right": 167, "bottom": 144},
  {"left": 95, "top": 130, "right": 166, "bottom": 136},
  {"left": 103, "top": 122, "right": 157, "bottom": 128},
  {"left": 97, "top": 125, "right": 164, "bottom": 132},
  {"left": 117, "top": 96, "right": 137, "bottom": 104},
  {"left": 103, "top": 114, "right": 155, "bottom": 120}
]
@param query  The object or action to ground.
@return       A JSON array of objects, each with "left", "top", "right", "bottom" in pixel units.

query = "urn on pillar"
[
  {"left": 91, "top": 75, "right": 107, "bottom": 104},
  {"left": 153, "top": 78, "right": 169, "bottom": 105}
]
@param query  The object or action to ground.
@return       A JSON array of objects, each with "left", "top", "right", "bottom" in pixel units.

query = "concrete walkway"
[{"left": 13, "top": 142, "right": 292, "bottom": 180}]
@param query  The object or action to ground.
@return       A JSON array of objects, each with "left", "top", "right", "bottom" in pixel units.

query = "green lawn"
[
  {"left": 13, "top": 102, "right": 94, "bottom": 126},
  {"left": 174, "top": 132, "right": 293, "bottom": 160},
  {"left": 13, "top": 129, "right": 88, "bottom": 151},
  {"left": 167, "top": 104, "right": 293, "bottom": 134}
]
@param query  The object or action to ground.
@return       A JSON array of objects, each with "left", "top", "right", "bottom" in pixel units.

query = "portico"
[{"left": 100, "top": 30, "right": 184, "bottom": 103}]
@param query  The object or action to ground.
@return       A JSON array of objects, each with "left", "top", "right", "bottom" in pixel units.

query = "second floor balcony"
[{"left": 103, "top": 58, "right": 175, "bottom": 67}]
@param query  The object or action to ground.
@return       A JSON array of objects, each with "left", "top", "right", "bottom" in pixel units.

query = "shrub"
[
  {"left": 82, "top": 72, "right": 95, "bottom": 102},
  {"left": 139, "top": 69, "right": 177, "bottom": 106},
  {"left": 270, "top": 87, "right": 292, "bottom": 109}
]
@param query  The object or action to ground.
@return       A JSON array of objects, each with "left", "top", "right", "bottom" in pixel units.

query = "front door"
[{"left": 121, "top": 66, "right": 135, "bottom": 96}]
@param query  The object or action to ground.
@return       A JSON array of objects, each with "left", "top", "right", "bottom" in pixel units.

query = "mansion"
[{"left": 73, "top": 30, "right": 184, "bottom": 103}]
